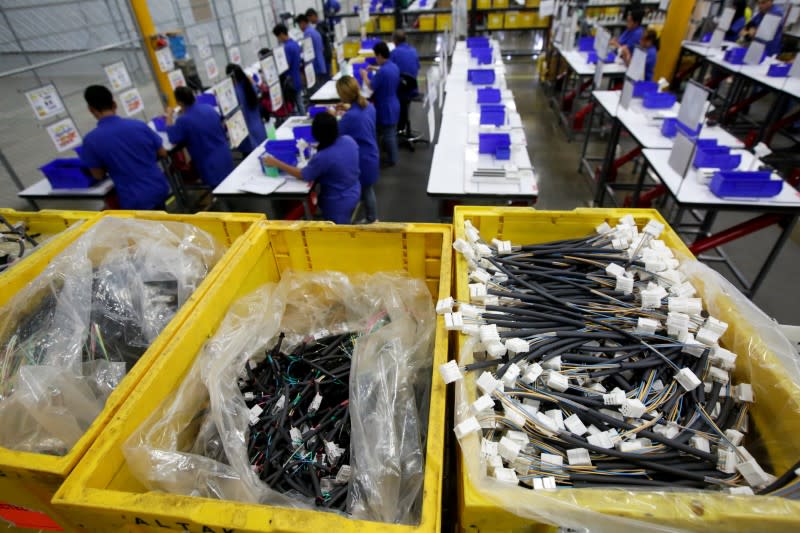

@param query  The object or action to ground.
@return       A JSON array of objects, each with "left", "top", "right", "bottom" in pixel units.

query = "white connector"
[
  {"left": 465, "top": 226, "right": 480, "bottom": 243},
  {"left": 734, "top": 383, "right": 754, "bottom": 403},
  {"left": 469, "top": 283, "right": 488, "bottom": 303},
  {"left": 505, "top": 337, "right": 530, "bottom": 355},
  {"left": 635, "top": 317, "right": 660, "bottom": 335},
  {"left": 439, "top": 360, "right": 463, "bottom": 384},
  {"left": 460, "top": 303, "right": 483, "bottom": 319},
  {"left": 668, "top": 297, "right": 703, "bottom": 315},
  {"left": 476, "top": 371, "right": 499, "bottom": 395},
  {"left": 606, "top": 263, "right": 626, "bottom": 278},
  {"left": 479, "top": 324, "right": 500, "bottom": 343},
  {"left": 474, "top": 243, "right": 492, "bottom": 257},
  {"left": 491, "top": 238, "right": 512, "bottom": 254},
  {"left": 520, "top": 363, "right": 543, "bottom": 385},
  {"left": 534, "top": 411, "right": 559, "bottom": 433},
  {"left": 603, "top": 388, "right": 626, "bottom": 405},
  {"left": 504, "top": 407, "right": 527, "bottom": 428},
  {"left": 564, "top": 414, "right": 588, "bottom": 435},
  {"left": 710, "top": 346, "right": 737, "bottom": 370},
  {"left": 541, "top": 356, "right": 561, "bottom": 371},
  {"left": 540, "top": 453, "right": 563, "bottom": 469},
  {"left": 717, "top": 446, "right": 737, "bottom": 474},
  {"left": 471, "top": 394, "right": 495, "bottom": 414},
  {"left": 725, "top": 429, "right": 744, "bottom": 446},
  {"left": 674, "top": 368, "right": 702, "bottom": 391},
  {"left": 643, "top": 219, "right": 664, "bottom": 238},
  {"left": 521, "top": 399, "right": 540, "bottom": 417},
  {"left": 444, "top": 312, "right": 464, "bottom": 331},
  {"left": 435, "top": 297, "right": 455, "bottom": 314},
  {"left": 506, "top": 429, "right": 529, "bottom": 447},
  {"left": 493, "top": 467, "right": 519, "bottom": 484},
  {"left": 469, "top": 269, "right": 491, "bottom": 284},
  {"left": 596, "top": 222, "right": 613, "bottom": 234},
  {"left": 454, "top": 417, "right": 482, "bottom": 439},
  {"left": 708, "top": 366, "right": 729, "bottom": 384},
  {"left": 567, "top": 448, "right": 592, "bottom": 466},
  {"left": 615, "top": 274, "right": 634, "bottom": 295},
  {"left": 500, "top": 363, "right": 521, "bottom": 387},
  {"left": 480, "top": 438, "right": 499, "bottom": 458},
  {"left": 486, "top": 341, "right": 507, "bottom": 359},
  {"left": 690, "top": 435, "right": 710, "bottom": 453},
  {"left": 736, "top": 459, "right": 775, "bottom": 489},
  {"left": 617, "top": 440, "right": 644, "bottom": 453},
  {"left": 620, "top": 398, "right": 647, "bottom": 419},
  {"left": 587, "top": 432, "right": 614, "bottom": 449},
  {"left": 498, "top": 436, "right": 522, "bottom": 461},
  {"left": 545, "top": 370, "right": 569, "bottom": 392},
  {"left": 545, "top": 409, "right": 566, "bottom": 431}
]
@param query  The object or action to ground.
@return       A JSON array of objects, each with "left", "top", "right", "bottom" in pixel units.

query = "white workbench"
[
  {"left": 555, "top": 44, "right": 627, "bottom": 77},
  {"left": 642, "top": 148, "right": 800, "bottom": 208},
  {"left": 406, "top": 0, "right": 437, "bottom": 11},
  {"left": 19, "top": 178, "right": 114, "bottom": 200},
  {"left": 213, "top": 117, "right": 313, "bottom": 197}
]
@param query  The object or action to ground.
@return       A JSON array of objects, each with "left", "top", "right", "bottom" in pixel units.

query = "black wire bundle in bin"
[{"left": 241, "top": 331, "right": 356, "bottom": 510}]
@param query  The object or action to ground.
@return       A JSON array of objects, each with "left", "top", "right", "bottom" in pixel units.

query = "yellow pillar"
[
  {"left": 654, "top": 0, "right": 696, "bottom": 81},
  {"left": 129, "top": 0, "right": 176, "bottom": 108}
]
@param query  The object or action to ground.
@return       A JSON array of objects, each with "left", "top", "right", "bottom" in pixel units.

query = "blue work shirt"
[
  {"left": 750, "top": 5, "right": 784, "bottom": 56},
  {"left": 727, "top": 16, "right": 747, "bottom": 41},
  {"left": 166, "top": 103, "right": 233, "bottom": 187},
  {"left": 390, "top": 42, "right": 420, "bottom": 78},
  {"left": 284, "top": 40, "right": 303, "bottom": 95},
  {"left": 304, "top": 26, "right": 328, "bottom": 76},
  {"left": 618, "top": 26, "right": 644, "bottom": 51},
  {"left": 644, "top": 46, "right": 657, "bottom": 82},
  {"left": 371, "top": 60, "right": 401, "bottom": 126},
  {"left": 234, "top": 81, "right": 267, "bottom": 154},
  {"left": 301, "top": 135, "right": 361, "bottom": 223},
  {"left": 80, "top": 115, "right": 169, "bottom": 209},
  {"left": 339, "top": 103, "right": 379, "bottom": 187}
]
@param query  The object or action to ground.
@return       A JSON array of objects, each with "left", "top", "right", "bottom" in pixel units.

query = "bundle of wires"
[
  {"left": 0, "top": 215, "right": 39, "bottom": 272},
  {"left": 240, "top": 331, "right": 354, "bottom": 510},
  {"left": 438, "top": 215, "right": 800, "bottom": 497}
]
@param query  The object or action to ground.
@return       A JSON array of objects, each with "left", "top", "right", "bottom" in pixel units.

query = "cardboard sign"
[
  {"left": 305, "top": 62, "right": 316, "bottom": 88},
  {"left": 269, "top": 81, "right": 283, "bottom": 111},
  {"left": 677, "top": 80, "right": 709, "bottom": 130},
  {"left": 226, "top": 109, "right": 249, "bottom": 148},
  {"left": 25, "top": 84, "right": 65, "bottom": 121},
  {"left": 46, "top": 118, "right": 82, "bottom": 152},
  {"left": 104, "top": 61, "right": 131, "bottom": 91},
  {"left": 594, "top": 27, "right": 611, "bottom": 56},
  {"left": 717, "top": 7, "right": 735, "bottom": 31},
  {"left": 156, "top": 47, "right": 174, "bottom": 73},
  {"left": 223, "top": 27, "right": 235, "bottom": 47},
  {"left": 668, "top": 131, "right": 696, "bottom": 178},
  {"left": 274, "top": 46, "right": 289, "bottom": 73},
  {"left": 261, "top": 55, "right": 279, "bottom": 86},
  {"left": 167, "top": 69, "right": 186, "bottom": 90},
  {"left": 303, "top": 37, "right": 315, "bottom": 62},
  {"left": 708, "top": 28, "right": 726, "bottom": 49},
  {"left": 205, "top": 57, "right": 219, "bottom": 80},
  {"left": 593, "top": 61, "right": 604, "bottom": 89},
  {"left": 214, "top": 78, "right": 238, "bottom": 116},
  {"left": 743, "top": 40, "right": 765, "bottom": 65},
  {"left": 790, "top": 54, "right": 800, "bottom": 78},
  {"left": 628, "top": 47, "right": 646, "bottom": 81},
  {"left": 619, "top": 77, "right": 635, "bottom": 109},
  {"left": 755, "top": 13, "right": 781, "bottom": 42},
  {"left": 196, "top": 35, "right": 212, "bottom": 59},
  {"left": 120, "top": 87, "right": 144, "bottom": 116},
  {"left": 229, "top": 46, "right": 242, "bottom": 64}
]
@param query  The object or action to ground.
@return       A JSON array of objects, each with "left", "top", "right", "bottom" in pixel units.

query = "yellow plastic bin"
[
  {"left": 419, "top": 14, "right": 436, "bottom": 31},
  {"left": 0, "top": 210, "right": 264, "bottom": 532},
  {"left": 504, "top": 11, "right": 520, "bottom": 28},
  {"left": 477, "top": 0, "right": 491, "bottom": 9},
  {"left": 53, "top": 220, "right": 452, "bottom": 533},
  {"left": 436, "top": 13, "right": 453, "bottom": 31},
  {"left": 343, "top": 39, "right": 361, "bottom": 58},
  {"left": 487, "top": 13, "right": 504, "bottom": 29},
  {"left": 452, "top": 207, "right": 800, "bottom": 533},
  {"left": 493, "top": 0, "right": 509, "bottom": 7},
  {"left": 0, "top": 209, "right": 98, "bottom": 289},
  {"left": 379, "top": 15, "right": 395, "bottom": 32},
  {"left": 525, "top": 0, "right": 540, "bottom": 7},
  {"left": 519, "top": 12, "right": 536, "bottom": 28}
]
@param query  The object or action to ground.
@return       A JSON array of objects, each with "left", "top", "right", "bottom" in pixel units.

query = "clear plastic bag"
[
  {"left": 124, "top": 271, "right": 435, "bottom": 525},
  {"left": 453, "top": 259, "right": 800, "bottom": 533},
  {"left": 0, "top": 217, "right": 223, "bottom": 455}
]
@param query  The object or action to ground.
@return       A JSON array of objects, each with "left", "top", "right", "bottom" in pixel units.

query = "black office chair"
[{"left": 397, "top": 73, "right": 429, "bottom": 151}]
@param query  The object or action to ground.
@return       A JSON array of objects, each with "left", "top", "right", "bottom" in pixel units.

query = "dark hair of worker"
[
  {"left": 226, "top": 63, "right": 259, "bottom": 108},
  {"left": 373, "top": 41, "right": 390, "bottom": 59},
  {"left": 272, "top": 23, "right": 288, "bottom": 37},
  {"left": 174, "top": 86, "right": 195, "bottom": 107},
  {"left": 305, "top": 8, "right": 318, "bottom": 17},
  {"left": 311, "top": 112, "right": 338, "bottom": 151},
  {"left": 258, "top": 47, "right": 272, "bottom": 59},
  {"left": 295, "top": 14, "right": 308, "bottom": 25},
  {"left": 84, "top": 85, "right": 114, "bottom": 112},
  {"left": 629, "top": 8, "right": 645, "bottom": 25},
  {"left": 393, "top": 30, "right": 407, "bottom": 44}
]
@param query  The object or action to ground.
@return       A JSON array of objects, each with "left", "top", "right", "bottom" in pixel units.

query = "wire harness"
[{"left": 0, "top": 215, "right": 40, "bottom": 272}]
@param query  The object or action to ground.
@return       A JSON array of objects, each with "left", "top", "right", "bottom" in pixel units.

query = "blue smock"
[
  {"left": 618, "top": 26, "right": 644, "bottom": 51},
  {"left": 750, "top": 5, "right": 784, "bottom": 56},
  {"left": 390, "top": 43, "right": 420, "bottom": 78},
  {"left": 80, "top": 115, "right": 169, "bottom": 209},
  {"left": 167, "top": 103, "right": 233, "bottom": 187},
  {"left": 727, "top": 16, "right": 747, "bottom": 41},
  {"left": 304, "top": 26, "right": 328, "bottom": 75},
  {"left": 644, "top": 46, "right": 657, "bottom": 82},
  {"left": 371, "top": 60, "right": 401, "bottom": 126},
  {"left": 284, "top": 39, "right": 303, "bottom": 94},
  {"left": 339, "top": 103, "right": 379, "bottom": 187},
  {"left": 234, "top": 80, "right": 266, "bottom": 154},
  {"left": 301, "top": 135, "right": 361, "bottom": 223}
]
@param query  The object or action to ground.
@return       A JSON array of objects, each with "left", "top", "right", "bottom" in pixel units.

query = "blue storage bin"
[
  {"left": 152, "top": 116, "right": 167, "bottom": 132},
  {"left": 660, "top": 118, "right": 702, "bottom": 139},
  {"left": 642, "top": 91, "right": 677, "bottom": 109},
  {"left": 695, "top": 139, "right": 720, "bottom": 149},
  {"left": 39, "top": 158, "right": 93, "bottom": 189},
  {"left": 365, "top": 56, "right": 377, "bottom": 65},
  {"left": 477, "top": 88, "right": 502, "bottom": 104},
  {"left": 308, "top": 106, "right": 328, "bottom": 117},
  {"left": 480, "top": 104, "right": 505, "bottom": 126},
  {"left": 168, "top": 35, "right": 187, "bottom": 60},
  {"left": 468, "top": 69, "right": 496, "bottom": 85},
  {"left": 292, "top": 125, "right": 316, "bottom": 142},
  {"left": 471, "top": 47, "right": 493, "bottom": 65},
  {"left": 495, "top": 146, "right": 511, "bottom": 160},
  {"left": 467, "top": 37, "right": 490, "bottom": 48},
  {"left": 478, "top": 133, "right": 510, "bottom": 155},
  {"left": 361, "top": 38, "right": 381, "bottom": 50},
  {"left": 694, "top": 147, "right": 742, "bottom": 170},
  {"left": 578, "top": 36, "right": 595, "bottom": 52},
  {"left": 767, "top": 63, "right": 791, "bottom": 77},
  {"left": 724, "top": 46, "right": 765, "bottom": 65},
  {"left": 196, "top": 93, "right": 218, "bottom": 107},
  {"left": 633, "top": 81, "right": 658, "bottom": 98},
  {"left": 710, "top": 171, "right": 783, "bottom": 198},
  {"left": 586, "top": 51, "right": 616, "bottom": 64}
]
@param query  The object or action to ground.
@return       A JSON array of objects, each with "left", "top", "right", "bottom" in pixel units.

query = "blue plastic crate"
[
  {"left": 586, "top": 51, "right": 616, "bottom": 64},
  {"left": 292, "top": 125, "right": 316, "bottom": 142},
  {"left": 709, "top": 171, "right": 782, "bottom": 198},
  {"left": 308, "top": 106, "right": 328, "bottom": 117},
  {"left": 468, "top": 69, "right": 496, "bottom": 85},
  {"left": 467, "top": 37, "right": 490, "bottom": 48},
  {"left": 767, "top": 63, "right": 791, "bottom": 77},
  {"left": 724, "top": 46, "right": 765, "bottom": 65},
  {"left": 361, "top": 38, "right": 381, "bottom": 50},
  {"left": 196, "top": 93, "right": 218, "bottom": 107},
  {"left": 578, "top": 36, "right": 595, "bottom": 52},
  {"left": 693, "top": 147, "right": 742, "bottom": 170},
  {"left": 633, "top": 81, "right": 659, "bottom": 98},
  {"left": 478, "top": 133, "right": 510, "bottom": 155},
  {"left": 660, "top": 118, "right": 703, "bottom": 139},
  {"left": 480, "top": 104, "right": 505, "bottom": 126},
  {"left": 477, "top": 88, "right": 502, "bottom": 104},
  {"left": 167, "top": 35, "right": 187, "bottom": 60},
  {"left": 642, "top": 91, "right": 677, "bottom": 109},
  {"left": 152, "top": 115, "right": 167, "bottom": 132},
  {"left": 39, "top": 158, "right": 93, "bottom": 189},
  {"left": 471, "top": 47, "right": 493, "bottom": 65},
  {"left": 495, "top": 146, "right": 510, "bottom": 160}
]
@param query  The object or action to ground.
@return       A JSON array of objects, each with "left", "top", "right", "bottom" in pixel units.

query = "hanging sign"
[
  {"left": 104, "top": 61, "right": 132, "bottom": 91},
  {"left": 120, "top": 88, "right": 145, "bottom": 116},
  {"left": 25, "top": 84, "right": 65, "bottom": 121},
  {"left": 46, "top": 118, "right": 82, "bottom": 152},
  {"left": 156, "top": 47, "right": 174, "bottom": 73}
]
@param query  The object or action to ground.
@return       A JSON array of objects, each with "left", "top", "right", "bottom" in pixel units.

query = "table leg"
[
  {"left": 755, "top": 92, "right": 787, "bottom": 146},
  {"left": 694, "top": 210, "right": 718, "bottom": 243},
  {"left": 593, "top": 118, "right": 621, "bottom": 207},
  {"left": 302, "top": 198, "right": 313, "bottom": 220},
  {"left": 578, "top": 95, "right": 597, "bottom": 173},
  {"left": 748, "top": 215, "right": 798, "bottom": 297},
  {"left": 632, "top": 157, "right": 650, "bottom": 207}
]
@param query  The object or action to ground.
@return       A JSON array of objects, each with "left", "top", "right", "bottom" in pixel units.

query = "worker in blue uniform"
[
  {"left": 306, "top": 8, "right": 333, "bottom": 74},
  {"left": 336, "top": 75, "right": 380, "bottom": 223},
  {"left": 79, "top": 85, "right": 170, "bottom": 210},
  {"left": 742, "top": 0, "right": 784, "bottom": 56},
  {"left": 226, "top": 64, "right": 266, "bottom": 155},
  {"left": 273, "top": 24, "right": 306, "bottom": 115},
  {"left": 297, "top": 14, "right": 328, "bottom": 83},
  {"left": 619, "top": 29, "right": 659, "bottom": 81},
  {"left": 390, "top": 30, "right": 420, "bottom": 81},
  {"left": 166, "top": 86, "right": 233, "bottom": 188},
  {"left": 727, "top": 0, "right": 752, "bottom": 41},
  {"left": 611, "top": 9, "right": 645, "bottom": 56},
  {"left": 263, "top": 112, "right": 361, "bottom": 224},
  {"left": 361, "top": 42, "right": 400, "bottom": 167}
]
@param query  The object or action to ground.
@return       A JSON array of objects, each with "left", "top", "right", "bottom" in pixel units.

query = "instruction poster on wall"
[
  {"left": 196, "top": 35, "right": 212, "bottom": 59},
  {"left": 46, "top": 118, "right": 82, "bottom": 152},
  {"left": 120, "top": 88, "right": 144, "bottom": 116},
  {"left": 269, "top": 81, "right": 283, "bottom": 111},
  {"left": 229, "top": 46, "right": 242, "bottom": 64},
  {"left": 226, "top": 109, "right": 249, "bottom": 148},
  {"left": 25, "top": 84, "right": 65, "bottom": 121},
  {"left": 156, "top": 47, "right": 174, "bottom": 73},
  {"left": 167, "top": 69, "right": 186, "bottom": 90},
  {"left": 274, "top": 46, "right": 289, "bottom": 74},
  {"left": 304, "top": 62, "right": 316, "bottom": 88},
  {"left": 205, "top": 57, "right": 219, "bottom": 80},
  {"left": 104, "top": 61, "right": 131, "bottom": 91},
  {"left": 214, "top": 78, "right": 238, "bottom": 116},
  {"left": 261, "top": 55, "right": 279, "bottom": 86},
  {"left": 223, "top": 27, "right": 235, "bottom": 47},
  {"left": 303, "top": 37, "right": 315, "bottom": 62}
]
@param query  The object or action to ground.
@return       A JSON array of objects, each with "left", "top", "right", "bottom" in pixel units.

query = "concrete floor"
[{"left": 1, "top": 54, "right": 798, "bottom": 324}]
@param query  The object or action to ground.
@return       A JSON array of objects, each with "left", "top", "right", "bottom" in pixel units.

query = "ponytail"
[
  {"left": 356, "top": 94, "right": 368, "bottom": 109},
  {"left": 336, "top": 75, "right": 367, "bottom": 108}
]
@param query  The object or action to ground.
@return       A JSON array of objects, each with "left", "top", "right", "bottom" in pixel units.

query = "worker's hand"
[
  {"left": 360, "top": 68, "right": 369, "bottom": 81},
  {"left": 264, "top": 155, "right": 280, "bottom": 167},
  {"left": 165, "top": 107, "right": 176, "bottom": 125},
  {"left": 609, "top": 37, "right": 619, "bottom": 48},
  {"left": 620, "top": 47, "right": 631, "bottom": 64}
]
